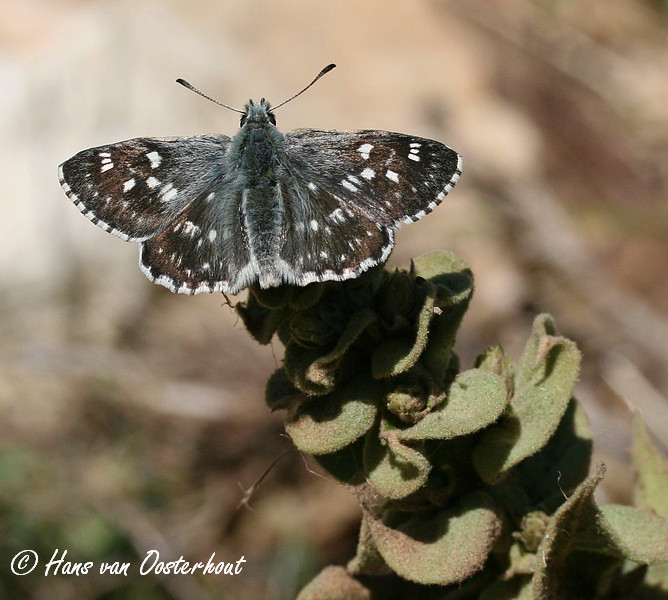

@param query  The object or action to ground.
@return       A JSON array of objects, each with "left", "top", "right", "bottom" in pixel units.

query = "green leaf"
[
  {"left": 285, "top": 308, "right": 377, "bottom": 395},
  {"left": 397, "top": 369, "right": 507, "bottom": 441},
  {"left": 533, "top": 465, "right": 606, "bottom": 598},
  {"left": 576, "top": 504, "right": 668, "bottom": 564},
  {"left": 534, "top": 465, "right": 668, "bottom": 598},
  {"left": 285, "top": 375, "right": 379, "bottom": 455},
  {"left": 296, "top": 566, "right": 371, "bottom": 600},
  {"left": 476, "top": 345, "right": 514, "bottom": 398},
  {"left": 414, "top": 251, "right": 474, "bottom": 385},
  {"left": 265, "top": 368, "right": 302, "bottom": 411},
  {"left": 313, "top": 436, "right": 367, "bottom": 486},
  {"left": 472, "top": 314, "right": 581, "bottom": 484},
  {"left": 516, "top": 398, "right": 592, "bottom": 511},
  {"left": 347, "top": 512, "right": 386, "bottom": 576},
  {"left": 370, "top": 282, "right": 436, "bottom": 378},
  {"left": 632, "top": 415, "right": 668, "bottom": 520},
  {"left": 236, "top": 295, "right": 289, "bottom": 344},
  {"left": 368, "top": 491, "right": 501, "bottom": 585},
  {"left": 364, "top": 422, "right": 431, "bottom": 499}
]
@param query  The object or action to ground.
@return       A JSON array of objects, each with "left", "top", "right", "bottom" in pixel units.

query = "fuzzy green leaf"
[
  {"left": 285, "top": 375, "right": 378, "bottom": 455},
  {"left": 633, "top": 415, "right": 668, "bottom": 520},
  {"left": 476, "top": 345, "right": 514, "bottom": 398},
  {"left": 534, "top": 465, "right": 668, "bottom": 598},
  {"left": 472, "top": 314, "right": 581, "bottom": 483},
  {"left": 296, "top": 566, "right": 370, "bottom": 600},
  {"left": 415, "top": 251, "right": 474, "bottom": 385},
  {"left": 576, "top": 504, "right": 668, "bottom": 564},
  {"left": 364, "top": 423, "right": 430, "bottom": 499},
  {"left": 368, "top": 491, "right": 501, "bottom": 585},
  {"left": 236, "top": 296, "right": 289, "bottom": 344},
  {"left": 533, "top": 465, "right": 605, "bottom": 599},
  {"left": 370, "top": 283, "right": 436, "bottom": 378},
  {"left": 515, "top": 398, "right": 592, "bottom": 511},
  {"left": 347, "top": 512, "right": 386, "bottom": 576},
  {"left": 284, "top": 308, "right": 376, "bottom": 394},
  {"left": 313, "top": 436, "right": 367, "bottom": 486},
  {"left": 265, "top": 368, "right": 302, "bottom": 411},
  {"left": 397, "top": 369, "right": 507, "bottom": 441}
]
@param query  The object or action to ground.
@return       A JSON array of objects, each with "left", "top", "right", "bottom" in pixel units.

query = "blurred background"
[{"left": 1, "top": 0, "right": 667, "bottom": 597}]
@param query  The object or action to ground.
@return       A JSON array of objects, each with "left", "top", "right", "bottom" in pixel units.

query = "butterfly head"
[{"left": 240, "top": 99, "right": 276, "bottom": 128}]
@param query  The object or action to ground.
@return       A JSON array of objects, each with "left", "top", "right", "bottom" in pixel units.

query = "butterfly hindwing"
[
  {"left": 139, "top": 179, "right": 253, "bottom": 295},
  {"left": 277, "top": 177, "right": 394, "bottom": 285},
  {"left": 58, "top": 135, "right": 231, "bottom": 241}
]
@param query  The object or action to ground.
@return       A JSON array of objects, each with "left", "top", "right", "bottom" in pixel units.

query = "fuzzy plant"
[{"left": 237, "top": 250, "right": 668, "bottom": 599}]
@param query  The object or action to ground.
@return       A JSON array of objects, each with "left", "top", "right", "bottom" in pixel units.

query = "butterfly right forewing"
[{"left": 278, "top": 128, "right": 461, "bottom": 283}]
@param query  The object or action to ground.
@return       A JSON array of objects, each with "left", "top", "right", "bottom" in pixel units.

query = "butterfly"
[{"left": 58, "top": 64, "right": 462, "bottom": 295}]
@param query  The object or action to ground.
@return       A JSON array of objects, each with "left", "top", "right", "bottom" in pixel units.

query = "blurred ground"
[{"left": 1, "top": 0, "right": 667, "bottom": 598}]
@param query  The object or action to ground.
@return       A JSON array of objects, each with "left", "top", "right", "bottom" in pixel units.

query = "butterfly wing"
[
  {"left": 138, "top": 183, "right": 252, "bottom": 295},
  {"left": 279, "top": 129, "right": 461, "bottom": 283},
  {"left": 58, "top": 135, "right": 231, "bottom": 241}
]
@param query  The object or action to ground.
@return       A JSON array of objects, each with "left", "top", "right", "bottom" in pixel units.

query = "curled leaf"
[
  {"left": 285, "top": 375, "right": 378, "bottom": 455},
  {"left": 414, "top": 251, "right": 474, "bottom": 386},
  {"left": 472, "top": 314, "right": 581, "bottom": 484},
  {"left": 371, "top": 281, "right": 437, "bottom": 379},
  {"left": 285, "top": 308, "right": 377, "bottom": 395},
  {"left": 364, "top": 424, "right": 431, "bottom": 500},
  {"left": 632, "top": 415, "right": 668, "bottom": 520},
  {"left": 368, "top": 491, "right": 501, "bottom": 585},
  {"left": 296, "top": 566, "right": 370, "bottom": 600},
  {"left": 398, "top": 369, "right": 507, "bottom": 442}
]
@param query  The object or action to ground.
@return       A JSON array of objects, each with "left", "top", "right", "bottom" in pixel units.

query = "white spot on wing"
[
  {"left": 342, "top": 180, "right": 358, "bottom": 192},
  {"left": 147, "top": 176, "right": 160, "bottom": 189},
  {"left": 123, "top": 178, "right": 136, "bottom": 192},
  {"left": 146, "top": 151, "right": 162, "bottom": 169},
  {"left": 386, "top": 170, "right": 399, "bottom": 183},
  {"left": 183, "top": 221, "right": 201, "bottom": 237},
  {"left": 101, "top": 162, "right": 114, "bottom": 172},
  {"left": 310, "top": 219, "right": 319, "bottom": 231},
  {"left": 329, "top": 208, "right": 346, "bottom": 224},
  {"left": 208, "top": 229, "right": 217, "bottom": 241},
  {"left": 361, "top": 168, "right": 375, "bottom": 180},
  {"left": 357, "top": 143, "right": 373, "bottom": 160},
  {"left": 160, "top": 183, "right": 177, "bottom": 202}
]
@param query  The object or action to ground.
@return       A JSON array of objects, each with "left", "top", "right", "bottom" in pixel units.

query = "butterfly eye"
[
  {"left": 240, "top": 114, "right": 247, "bottom": 127},
  {"left": 268, "top": 112, "right": 276, "bottom": 126}
]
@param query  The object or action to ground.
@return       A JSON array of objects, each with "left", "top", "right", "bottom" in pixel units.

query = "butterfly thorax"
[{"left": 234, "top": 100, "right": 283, "bottom": 185}]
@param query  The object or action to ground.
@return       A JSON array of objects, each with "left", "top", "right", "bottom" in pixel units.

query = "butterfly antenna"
[
  {"left": 176, "top": 78, "right": 245, "bottom": 114},
  {"left": 271, "top": 63, "right": 336, "bottom": 111}
]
